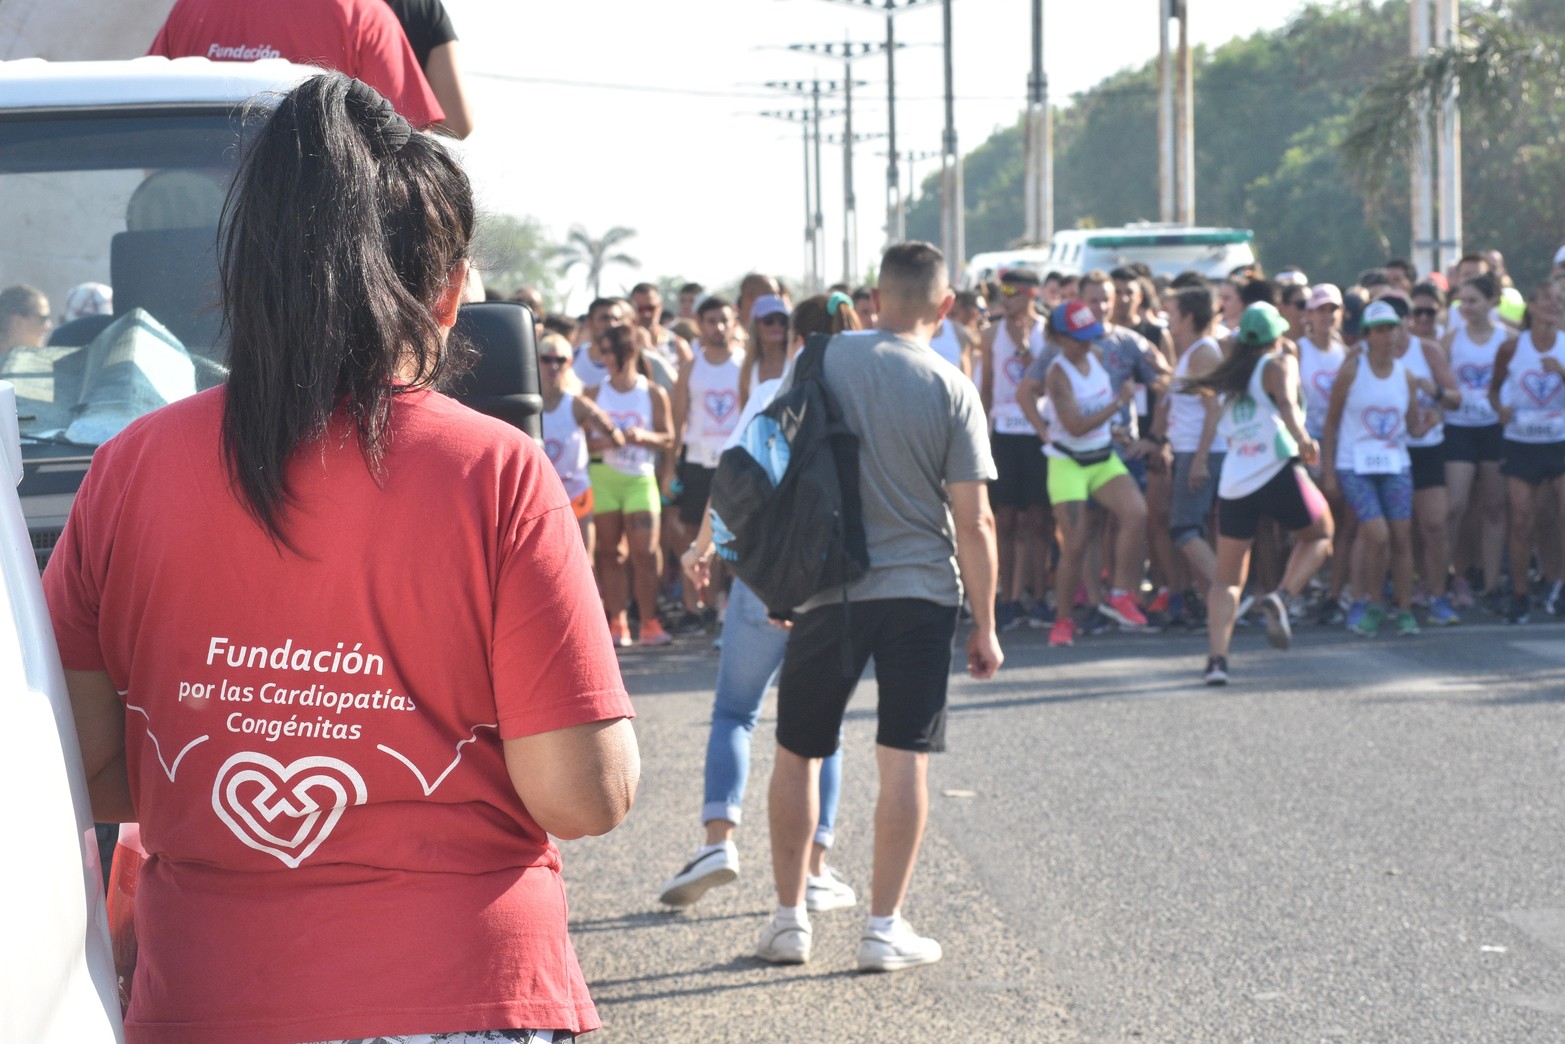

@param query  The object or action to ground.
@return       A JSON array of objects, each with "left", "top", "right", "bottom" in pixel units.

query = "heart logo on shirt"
[
  {"left": 608, "top": 411, "right": 642, "bottom": 431},
  {"left": 1003, "top": 356, "right": 1027, "bottom": 386},
  {"left": 1521, "top": 369, "right": 1563, "bottom": 407},
  {"left": 1311, "top": 369, "right": 1339, "bottom": 400},
  {"left": 1362, "top": 406, "right": 1402, "bottom": 440},
  {"left": 1457, "top": 363, "right": 1493, "bottom": 390},
  {"left": 212, "top": 752, "right": 367, "bottom": 869},
  {"left": 544, "top": 438, "right": 564, "bottom": 463},
  {"left": 703, "top": 389, "right": 738, "bottom": 423}
]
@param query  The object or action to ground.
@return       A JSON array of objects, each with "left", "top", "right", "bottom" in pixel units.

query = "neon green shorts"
[
  {"left": 588, "top": 463, "right": 661, "bottom": 516},
  {"left": 1046, "top": 451, "right": 1129, "bottom": 504}
]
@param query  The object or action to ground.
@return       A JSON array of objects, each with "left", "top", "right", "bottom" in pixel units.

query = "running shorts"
[
  {"left": 589, "top": 463, "right": 660, "bottom": 516},
  {"left": 1408, "top": 443, "right": 1446, "bottom": 491},
  {"left": 1442, "top": 422, "right": 1504, "bottom": 464},
  {"left": 569, "top": 487, "right": 594, "bottom": 520},
  {"left": 775, "top": 598, "right": 958, "bottom": 758},
  {"left": 676, "top": 460, "right": 716, "bottom": 527},
  {"left": 1047, "top": 452, "right": 1129, "bottom": 505},
  {"left": 1338, "top": 469, "right": 1413, "bottom": 523},
  {"left": 989, "top": 433, "right": 1050, "bottom": 509},
  {"left": 1500, "top": 439, "right": 1565, "bottom": 485},
  {"left": 1218, "top": 461, "right": 1328, "bottom": 541},
  {"left": 1170, "top": 451, "right": 1223, "bottom": 546}
]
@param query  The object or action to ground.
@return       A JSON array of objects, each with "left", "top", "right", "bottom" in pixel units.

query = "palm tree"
[
  {"left": 557, "top": 225, "right": 640, "bottom": 300},
  {"left": 1341, "top": 10, "right": 1562, "bottom": 201}
]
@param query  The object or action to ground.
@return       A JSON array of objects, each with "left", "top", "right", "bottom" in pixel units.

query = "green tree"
[
  {"left": 471, "top": 212, "right": 558, "bottom": 301},
  {"left": 557, "top": 225, "right": 640, "bottom": 300}
]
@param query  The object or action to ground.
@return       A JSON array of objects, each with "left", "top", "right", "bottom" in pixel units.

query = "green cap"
[{"left": 1237, "top": 302, "right": 1289, "bottom": 346}]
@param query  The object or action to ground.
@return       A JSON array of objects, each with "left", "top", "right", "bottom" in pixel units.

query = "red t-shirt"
[
  {"left": 44, "top": 387, "right": 632, "bottom": 1043},
  {"left": 148, "top": 0, "right": 445, "bottom": 129}
]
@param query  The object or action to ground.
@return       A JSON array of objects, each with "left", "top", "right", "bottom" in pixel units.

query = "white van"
[{"left": 964, "top": 224, "right": 1256, "bottom": 287}]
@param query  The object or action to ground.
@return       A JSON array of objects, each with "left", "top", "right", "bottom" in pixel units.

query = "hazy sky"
[{"left": 442, "top": 0, "right": 1310, "bottom": 307}]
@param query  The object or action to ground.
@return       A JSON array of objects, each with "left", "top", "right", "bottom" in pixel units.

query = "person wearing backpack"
[{"left": 755, "top": 241, "right": 1001, "bottom": 972}]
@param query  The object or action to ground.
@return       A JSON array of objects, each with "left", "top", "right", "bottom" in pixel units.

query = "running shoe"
[
  {"left": 1450, "top": 575, "right": 1476, "bottom": 609},
  {"left": 608, "top": 618, "right": 633, "bottom": 649},
  {"left": 857, "top": 916, "right": 942, "bottom": 972},
  {"left": 1203, "top": 655, "right": 1229, "bottom": 686},
  {"left": 1026, "top": 600, "right": 1056, "bottom": 629},
  {"left": 1395, "top": 610, "right": 1421, "bottom": 637},
  {"left": 1316, "top": 598, "right": 1346, "bottom": 626},
  {"left": 1343, "top": 600, "right": 1367, "bottom": 632},
  {"left": 1080, "top": 607, "right": 1114, "bottom": 636},
  {"left": 996, "top": 600, "right": 1023, "bottom": 632},
  {"left": 1546, "top": 580, "right": 1565, "bottom": 618},
  {"left": 1350, "top": 604, "right": 1384, "bottom": 637},
  {"left": 756, "top": 917, "right": 812, "bottom": 964},
  {"left": 1410, "top": 580, "right": 1431, "bottom": 608},
  {"left": 1235, "top": 592, "right": 1255, "bottom": 620},
  {"left": 1482, "top": 587, "right": 1510, "bottom": 617},
  {"left": 658, "top": 842, "right": 739, "bottom": 907},
  {"left": 667, "top": 609, "right": 706, "bottom": 635},
  {"left": 805, "top": 865, "right": 858, "bottom": 913},
  {"left": 1100, "top": 592, "right": 1149, "bottom": 628},
  {"left": 1259, "top": 591, "right": 1292, "bottom": 650},
  {"left": 1147, "top": 588, "right": 1171, "bottom": 614},
  {"left": 1506, "top": 595, "right": 1531, "bottom": 625},
  {"left": 639, "top": 618, "right": 673, "bottom": 647},
  {"left": 1049, "top": 617, "right": 1076, "bottom": 647},
  {"left": 1427, "top": 595, "right": 1461, "bottom": 627}
]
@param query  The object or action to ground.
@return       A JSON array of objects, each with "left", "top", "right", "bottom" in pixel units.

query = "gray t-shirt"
[{"left": 799, "top": 329, "right": 997, "bottom": 611}]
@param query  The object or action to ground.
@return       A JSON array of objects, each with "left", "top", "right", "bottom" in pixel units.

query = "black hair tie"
[{"left": 346, "top": 77, "right": 411, "bottom": 157}]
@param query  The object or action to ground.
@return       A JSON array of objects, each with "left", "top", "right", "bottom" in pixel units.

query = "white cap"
[
  {"left": 1362, "top": 300, "right": 1402, "bottom": 329},
  {"left": 1553, "top": 244, "right": 1565, "bottom": 267}
]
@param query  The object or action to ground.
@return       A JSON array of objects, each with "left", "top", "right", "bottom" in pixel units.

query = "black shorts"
[
  {"left": 1218, "top": 461, "right": 1328, "bottom": 542},
  {"left": 1500, "top": 439, "right": 1565, "bottom": 485},
  {"left": 775, "top": 598, "right": 958, "bottom": 758},
  {"left": 1408, "top": 443, "right": 1446, "bottom": 491},
  {"left": 676, "top": 461, "right": 715, "bottom": 527},
  {"left": 1442, "top": 423, "right": 1504, "bottom": 464},
  {"left": 989, "top": 432, "right": 1050, "bottom": 509}
]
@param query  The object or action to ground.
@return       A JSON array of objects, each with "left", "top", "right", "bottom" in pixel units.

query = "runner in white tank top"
[
  {"left": 985, "top": 308, "right": 1045, "bottom": 435},
  {"left": 1395, "top": 312, "right": 1464, "bottom": 626},
  {"left": 1321, "top": 302, "right": 1423, "bottom": 637},
  {"left": 1490, "top": 284, "right": 1565, "bottom": 622},
  {"left": 683, "top": 351, "right": 744, "bottom": 469},
  {"left": 1297, "top": 333, "right": 1346, "bottom": 440},
  {"left": 538, "top": 333, "right": 624, "bottom": 551},
  {"left": 929, "top": 318, "right": 965, "bottom": 371}
]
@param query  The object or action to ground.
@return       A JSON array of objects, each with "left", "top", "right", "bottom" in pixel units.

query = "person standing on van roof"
[
  {"left": 381, "top": 0, "right": 474, "bottom": 138},
  {"left": 149, "top": 0, "right": 444, "bottom": 129}
]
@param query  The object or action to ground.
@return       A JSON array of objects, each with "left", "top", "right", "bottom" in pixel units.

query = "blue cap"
[{"left": 750, "top": 294, "right": 789, "bottom": 321}]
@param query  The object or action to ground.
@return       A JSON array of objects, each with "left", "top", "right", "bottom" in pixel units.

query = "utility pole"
[
  {"left": 766, "top": 81, "right": 851, "bottom": 292},
  {"left": 1158, "top": 0, "right": 1175, "bottom": 223},
  {"left": 1158, "top": 0, "right": 1193, "bottom": 225},
  {"left": 1024, "top": 0, "right": 1052, "bottom": 244},
  {"left": 817, "top": 0, "right": 936, "bottom": 250},
  {"left": 784, "top": 40, "right": 888, "bottom": 284},
  {"left": 898, "top": 148, "right": 940, "bottom": 206},
  {"left": 940, "top": 0, "right": 963, "bottom": 284},
  {"left": 1435, "top": 0, "right": 1462, "bottom": 273},
  {"left": 1410, "top": 0, "right": 1436, "bottom": 274},
  {"left": 757, "top": 108, "right": 845, "bottom": 294},
  {"left": 1176, "top": 0, "right": 1194, "bottom": 224}
]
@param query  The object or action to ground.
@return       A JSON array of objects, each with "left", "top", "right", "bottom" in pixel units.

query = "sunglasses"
[
  {"left": 539, "top": 355, "right": 569, "bottom": 366},
  {"left": 1410, "top": 307, "right": 1438, "bottom": 318},
  {"left": 998, "top": 284, "right": 1022, "bottom": 297},
  {"left": 757, "top": 314, "right": 788, "bottom": 327}
]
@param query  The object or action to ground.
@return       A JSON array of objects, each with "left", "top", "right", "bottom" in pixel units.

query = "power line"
[{"left": 467, "top": 71, "right": 1016, "bottom": 102}]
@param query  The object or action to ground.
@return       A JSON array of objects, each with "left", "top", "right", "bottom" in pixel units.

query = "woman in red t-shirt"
[{"left": 44, "top": 74, "right": 637, "bottom": 1044}]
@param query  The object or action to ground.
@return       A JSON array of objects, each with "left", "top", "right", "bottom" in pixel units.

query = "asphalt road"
[{"left": 560, "top": 610, "right": 1565, "bottom": 1043}]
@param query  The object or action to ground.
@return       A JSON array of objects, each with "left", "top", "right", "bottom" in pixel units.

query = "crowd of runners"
[{"left": 518, "top": 241, "right": 1565, "bottom": 688}]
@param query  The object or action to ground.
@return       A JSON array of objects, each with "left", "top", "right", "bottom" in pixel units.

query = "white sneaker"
[
  {"left": 857, "top": 915, "right": 942, "bottom": 972},
  {"left": 657, "top": 842, "right": 738, "bottom": 907},
  {"left": 805, "top": 865, "right": 858, "bottom": 912},
  {"left": 756, "top": 917, "right": 812, "bottom": 964}
]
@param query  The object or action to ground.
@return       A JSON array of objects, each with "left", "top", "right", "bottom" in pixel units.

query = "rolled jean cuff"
[
  {"left": 703, "top": 800, "right": 743, "bottom": 826},
  {"left": 813, "top": 826, "right": 834, "bottom": 849}
]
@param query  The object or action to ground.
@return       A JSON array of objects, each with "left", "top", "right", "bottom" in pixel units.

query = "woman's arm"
[
  {"left": 64, "top": 669, "right": 133, "bottom": 822},
  {"left": 503, "top": 718, "right": 639, "bottom": 839},
  {"left": 1488, "top": 337, "right": 1519, "bottom": 422},
  {"left": 1266, "top": 352, "right": 1319, "bottom": 468},
  {"left": 572, "top": 395, "right": 624, "bottom": 445},
  {"left": 1048, "top": 365, "right": 1132, "bottom": 438},
  {"left": 632, "top": 384, "right": 675, "bottom": 451}
]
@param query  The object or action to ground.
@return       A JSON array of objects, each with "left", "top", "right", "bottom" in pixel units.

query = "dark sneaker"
[
  {"left": 1026, "top": 600, "right": 1056, "bottom": 629},
  {"left": 996, "top": 600, "right": 1023, "bottom": 632},
  {"left": 1506, "top": 595, "right": 1531, "bottom": 625},
  {"left": 1081, "top": 607, "right": 1113, "bottom": 636},
  {"left": 1203, "top": 655, "right": 1229, "bottom": 686}
]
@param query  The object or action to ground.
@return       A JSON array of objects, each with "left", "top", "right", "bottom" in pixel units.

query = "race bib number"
[
  {"left": 1456, "top": 391, "right": 1495, "bottom": 424},
  {"left": 993, "top": 404, "right": 1034, "bottom": 435},
  {"left": 1513, "top": 411, "right": 1565, "bottom": 443},
  {"left": 1353, "top": 440, "right": 1401, "bottom": 475}
]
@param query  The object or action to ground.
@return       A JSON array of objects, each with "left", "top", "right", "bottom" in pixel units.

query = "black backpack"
[{"left": 708, "top": 332, "right": 870, "bottom": 618}]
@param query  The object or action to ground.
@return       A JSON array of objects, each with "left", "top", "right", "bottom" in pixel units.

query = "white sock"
[
  {"left": 774, "top": 904, "right": 809, "bottom": 929},
  {"left": 867, "top": 912, "right": 899, "bottom": 935}
]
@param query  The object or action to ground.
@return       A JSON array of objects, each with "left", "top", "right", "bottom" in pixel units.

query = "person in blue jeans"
[{"left": 657, "top": 292, "right": 863, "bottom": 913}]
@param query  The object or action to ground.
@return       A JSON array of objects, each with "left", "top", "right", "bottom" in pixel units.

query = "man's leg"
[
  {"left": 768, "top": 747, "right": 820, "bottom": 910},
  {"left": 871, "top": 745, "right": 929, "bottom": 917}
]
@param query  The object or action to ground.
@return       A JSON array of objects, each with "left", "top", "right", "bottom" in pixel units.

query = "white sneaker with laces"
[
  {"left": 657, "top": 842, "right": 738, "bottom": 907},
  {"left": 756, "top": 917, "right": 812, "bottom": 964},
  {"left": 805, "top": 865, "right": 858, "bottom": 912},
  {"left": 857, "top": 915, "right": 942, "bottom": 972}
]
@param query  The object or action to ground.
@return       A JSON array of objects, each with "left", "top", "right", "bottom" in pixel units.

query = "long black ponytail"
[{"left": 218, "top": 73, "right": 476, "bottom": 545}]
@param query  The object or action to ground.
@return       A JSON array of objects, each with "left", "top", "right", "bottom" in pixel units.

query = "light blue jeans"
[{"left": 703, "top": 579, "right": 842, "bottom": 848}]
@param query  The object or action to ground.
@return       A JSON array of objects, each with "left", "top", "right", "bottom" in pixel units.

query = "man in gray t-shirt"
[{"left": 758, "top": 242, "right": 1002, "bottom": 973}]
